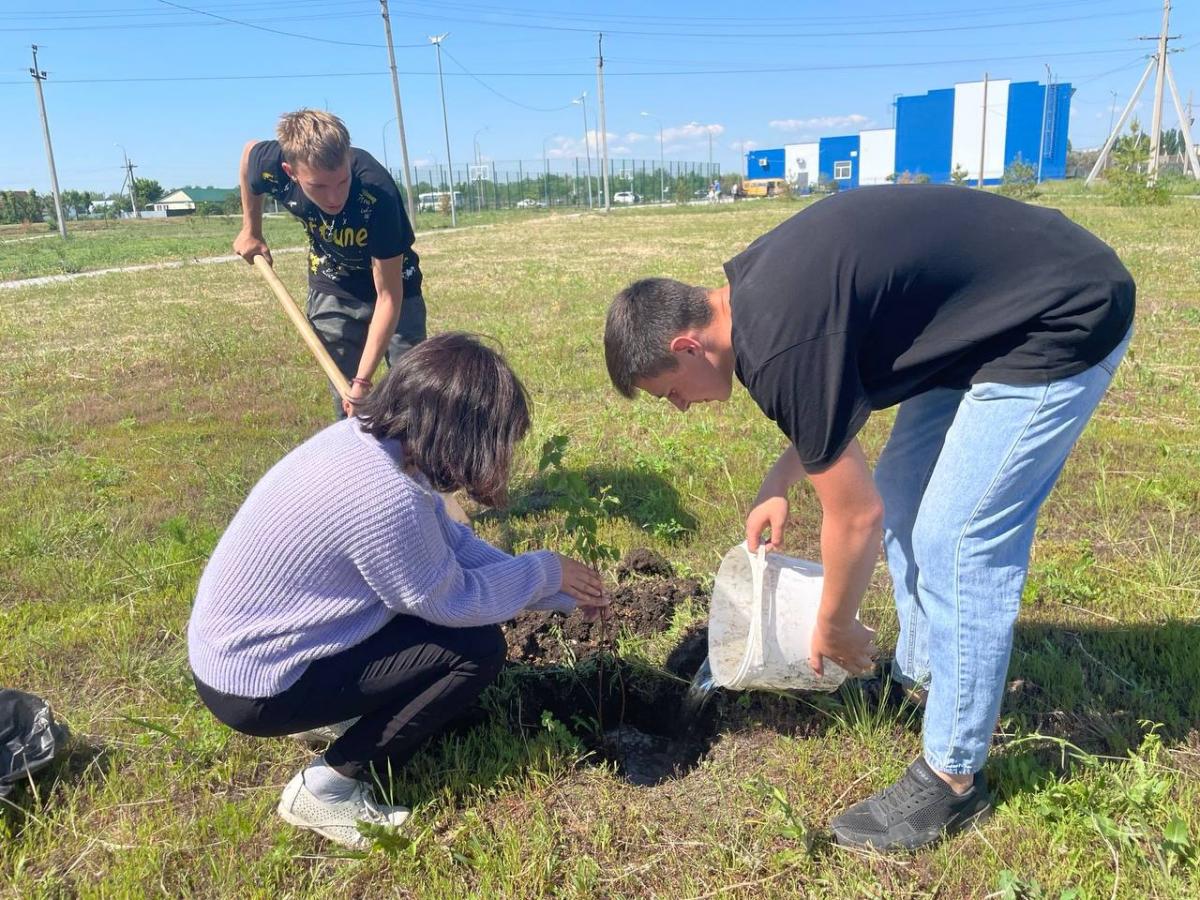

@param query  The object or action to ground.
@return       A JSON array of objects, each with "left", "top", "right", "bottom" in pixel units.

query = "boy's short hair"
[
  {"left": 276, "top": 109, "right": 351, "bottom": 171},
  {"left": 604, "top": 277, "right": 713, "bottom": 398},
  {"left": 356, "top": 332, "right": 531, "bottom": 508}
]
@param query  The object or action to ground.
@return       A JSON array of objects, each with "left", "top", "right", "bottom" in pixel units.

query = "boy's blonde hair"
[{"left": 276, "top": 109, "right": 351, "bottom": 171}]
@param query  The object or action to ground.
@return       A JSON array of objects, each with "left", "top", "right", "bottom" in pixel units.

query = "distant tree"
[
  {"left": 132, "top": 178, "right": 164, "bottom": 204},
  {"left": 1159, "top": 128, "right": 1183, "bottom": 159},
  {"left": 222, "top": 192, "right": 242, "bottom": 215},
  {"left": 60, "top": 189, "right": 96, "bottom": 219},
  {"left": 950, "top": 163, "right": 970, "bottom": 185}
]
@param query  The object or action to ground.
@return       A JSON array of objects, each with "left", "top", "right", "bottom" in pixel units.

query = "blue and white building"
[{"left": 747, "top": 78, "right": 1071, "bottom": 189}]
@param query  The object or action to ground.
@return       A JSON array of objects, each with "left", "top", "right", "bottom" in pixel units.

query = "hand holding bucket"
[{"left": 708, "top": 543, "right": 856, "bottom": 692}]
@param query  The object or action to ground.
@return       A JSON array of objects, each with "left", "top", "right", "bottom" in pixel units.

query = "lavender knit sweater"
[{"left": 188, "top": 418, "right": 573, "bottom": 698}]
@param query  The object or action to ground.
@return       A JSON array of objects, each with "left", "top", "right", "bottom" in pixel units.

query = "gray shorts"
[{"left": 305, "top": 288, "right": 427, "bottom": 380}]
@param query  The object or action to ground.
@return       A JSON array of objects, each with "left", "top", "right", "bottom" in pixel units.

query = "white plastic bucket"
[{"left": 708, "top": 543, "right": 849, "bottom": 692}]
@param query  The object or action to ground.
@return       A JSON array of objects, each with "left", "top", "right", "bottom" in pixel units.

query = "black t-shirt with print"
[
  {"left": 248, "top": 140, "right": 421, "bottom": 301},
  {"left": 725, "top": 184, "right": 1135, "bottom": 474}
]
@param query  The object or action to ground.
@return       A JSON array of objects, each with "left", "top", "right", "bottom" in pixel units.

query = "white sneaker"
[
  {"left": 277, "top": 770, "right": 410, "bottom": 849},
  {"left": 288, "top": 717, "right": 359, "bottom": 746}
]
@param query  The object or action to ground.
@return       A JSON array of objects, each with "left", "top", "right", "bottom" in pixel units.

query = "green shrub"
[
  {"left": 1103, "top": 119, "right": 1171, "bottom": 206},
  {"left": 999, "top": 157, "right": 1039, "bottom": 200}
]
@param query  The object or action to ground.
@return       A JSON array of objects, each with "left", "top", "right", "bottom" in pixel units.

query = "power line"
[
  {"left": 0, "top": 13, "right": 383, "bottom": 32},
  {"left": 375, "top": 6, "right": 1152, "bottom": 40},
  {"left": 440, "top": 45, "right": 575, "bottom": 112},
  {"left": 0, "top": 45, "right": 1146, "bottom": 86},
  {"left": 150, "top": 0, "right": 387, "bottom": 48},
  {"left": 0, "top": 71, "right": 391, "bottom": 85},
  {"left": 392, "top": 0, "right": 1136, "bottom": 28},
  {"left": 12, "top": 0, "right": 373, "bottom": 18}
]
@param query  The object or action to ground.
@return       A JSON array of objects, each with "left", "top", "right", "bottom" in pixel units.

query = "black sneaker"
[{"left": 830, "top": 757, "right": 992, "bottom": 851}]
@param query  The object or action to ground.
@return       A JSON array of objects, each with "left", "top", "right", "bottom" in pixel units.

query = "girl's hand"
[{"left": 556, "top": 554, "right": 607, "bottom": 613}]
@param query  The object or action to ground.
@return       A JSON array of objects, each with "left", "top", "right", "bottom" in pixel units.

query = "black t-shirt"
[
  {"left": 726, "top": 184, "right": 1135, "bottom": 474},
  {"left": 248, "top": 140, "right": 421, "bottom": 301}
]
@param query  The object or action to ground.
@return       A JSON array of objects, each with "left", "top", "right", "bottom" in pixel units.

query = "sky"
[{"left": 2, "top": 0, "right": 1198, "bottom": 194}]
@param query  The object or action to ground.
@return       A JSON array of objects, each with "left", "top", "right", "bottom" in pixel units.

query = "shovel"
[{"left": 251, "top": 255, "right": 469, "bottom": 525}]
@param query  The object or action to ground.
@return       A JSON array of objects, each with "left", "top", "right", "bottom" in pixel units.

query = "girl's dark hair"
[{"left": 356, "top": 332, "right": 530, "bottom": 507}]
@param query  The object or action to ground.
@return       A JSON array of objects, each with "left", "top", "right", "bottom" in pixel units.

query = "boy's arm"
[
  {"left": 805, "top": 439, "right": 881, "bottom": 675},
  {"left": 233, "top": 140, "right": 271, "bottom": 264},
  {"left": 342, "top": 254, "right": 405, "bottom": 413}
]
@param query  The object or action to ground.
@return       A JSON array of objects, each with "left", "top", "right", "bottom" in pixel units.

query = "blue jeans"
[{"left": 874, "top": 329, "right": 1131, "bottom": 775}]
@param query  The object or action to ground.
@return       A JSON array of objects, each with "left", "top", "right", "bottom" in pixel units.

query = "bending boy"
[
  {"left": 234, "top": 108, "right": 424, "bottom": 418},
  {"left": 603, "top": 184, "right": 1134, "bottom": 851}
]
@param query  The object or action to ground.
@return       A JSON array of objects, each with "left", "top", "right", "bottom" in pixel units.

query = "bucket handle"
[{"left": 729, "top": 544, "right": 769, "bottom": 690}]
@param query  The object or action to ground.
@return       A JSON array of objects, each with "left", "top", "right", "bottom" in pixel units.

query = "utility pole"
[
  {"left": 1090, "top": 1, "right": 1194, "bottom": 185},
  {"left": 573, "top": 92, "right": 594, "bottom": 209},
  {"left": 379, "top": 1, "right": 416, "bottom": 225},
  {"left": 429, "top": 33, "right": 456, "bottom": 227},
  {"left": 1147, "top": 0, "right": 1171, "bottom": 179},
  {"left": 596, "top": 32, "right": 611, "bottom": 211},
  {"left": 119, "top": 148, "right": 140, "bottom": 219},
  {"left": 28, "top": 45, "right": 67, "bottom": 239},
  {"left": 978, "top": 73, "right": 989, "bottom": 188},
  {"left": 1037, "top": 65, "right": 1051, "bottom": 183}
]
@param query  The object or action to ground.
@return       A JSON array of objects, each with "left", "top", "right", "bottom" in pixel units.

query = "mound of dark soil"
[
  {"left": 503, "top": 549, "right": 707, "bottom": 665},
  {"left": 491, "top": 550, "right": 832, "bottom": 786}
]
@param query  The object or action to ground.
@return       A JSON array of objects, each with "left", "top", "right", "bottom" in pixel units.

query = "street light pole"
[
  {"left": 1037, "top": 64, "right": 1051, "bottom": 184},
  {"left": 381, "top": 117, "right": 396, "bottom": 173},
  {"left": 473, "top": 126, "right": 487, "bottom": 211},
  {"left": 428, "top": 33, "right": 456, "bottom": 226},
  {"left": 573, "top": 92, "right": 594, "bottom": 209},
  {"left": 641, "top": 111, "right": 665, "bottom": 203},
  {"left": 542, "top": 135, "right": 553, "bottom": 207}
]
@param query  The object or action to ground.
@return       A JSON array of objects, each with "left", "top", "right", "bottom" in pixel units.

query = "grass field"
[
  {"left": 0, "top": 208, "right": 556, "bottom": 282},
  {"left": 1, "top": 195, "right": 1198, "bottom": 898}
]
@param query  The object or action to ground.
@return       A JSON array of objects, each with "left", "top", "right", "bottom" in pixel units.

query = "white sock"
[{"left": 302, "top": 756, "right": 361, "bottom": 804}]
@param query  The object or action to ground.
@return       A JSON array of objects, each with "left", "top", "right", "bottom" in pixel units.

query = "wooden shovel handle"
[{"left": 253, "top": 254, "right": 350, "bottom": 396}]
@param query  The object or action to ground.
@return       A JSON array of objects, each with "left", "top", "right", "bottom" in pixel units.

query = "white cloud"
[
  {"left": 663, "top": 121, "right": 725, "bottom": 143},
  {"left": 545, "top": 130, "right": 628, "bottom": 159},
  {"left": 768, "top": 114, "right": 870, "bottom": 133}
]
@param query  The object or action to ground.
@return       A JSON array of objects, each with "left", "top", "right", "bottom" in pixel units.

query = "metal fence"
[{"left": 390, "top": 157, "right": 723, "bottom": 214}]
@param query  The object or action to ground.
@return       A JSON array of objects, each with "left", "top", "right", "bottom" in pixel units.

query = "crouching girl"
[{"left": 187, "top": 332, "right": 607, "bottom": 848}]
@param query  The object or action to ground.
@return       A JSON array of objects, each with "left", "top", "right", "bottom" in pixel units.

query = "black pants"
[{"left": 194, "top": 613, "right": 506, "bottom": 780}]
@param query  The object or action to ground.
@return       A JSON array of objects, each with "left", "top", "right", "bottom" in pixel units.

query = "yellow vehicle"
[{"left": 740, "top": 178, "right": 787, "bottom": 198}]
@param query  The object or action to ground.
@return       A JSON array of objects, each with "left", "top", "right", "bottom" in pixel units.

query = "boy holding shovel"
[
  {"left": 233, "top": 108, "right": 424, "bottom": 419},
  {"left": 602, "top": 184, "right": 1134, "bottom": 851}
]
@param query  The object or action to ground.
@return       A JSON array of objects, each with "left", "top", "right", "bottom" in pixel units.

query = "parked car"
[
  {"left": 417, "top": 191, "right": 464, "bottom": 212},
  {"left": 516, "top": 198, "right": 540, "bottom": 209},
  {"left": 613, "top": 191, "right": 639, "bottom": 204}
]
